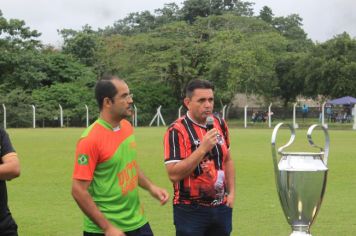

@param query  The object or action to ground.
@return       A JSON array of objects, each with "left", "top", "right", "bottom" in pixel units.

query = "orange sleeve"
[{"left": 73, "top": 137, "right": 99, "bottom": 180}]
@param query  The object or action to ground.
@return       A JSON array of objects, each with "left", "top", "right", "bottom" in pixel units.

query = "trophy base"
[{"left": 290, "top": 231, "right": 311, "bottom": 236}]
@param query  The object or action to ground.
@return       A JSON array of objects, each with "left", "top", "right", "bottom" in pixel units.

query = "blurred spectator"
[
  {"left": 302, "top": 104, "right": 309, "bottom": 122},
  {"left": 326, "top": 106, "right": 333, "bottom": 122}
]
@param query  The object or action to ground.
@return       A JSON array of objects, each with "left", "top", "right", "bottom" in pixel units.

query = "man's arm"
[
  {"left": 137, "top": 167, "right": 169, "bottom": 205},
  {"left": 71, "top": 179, "right": 125, "bottom": 236},
  {"left": 224, "top": 150, "right": 235, "bottom": 208},
  {"left": 0, "top": 153, "right": 20, "bottom": 180},
  {"left": 165, "top": 128, "right": 218, "bottom": 183}
]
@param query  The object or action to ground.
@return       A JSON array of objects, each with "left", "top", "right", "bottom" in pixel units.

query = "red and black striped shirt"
[{"left": 164, "top": 113, "right": 230, "bottom": 206}]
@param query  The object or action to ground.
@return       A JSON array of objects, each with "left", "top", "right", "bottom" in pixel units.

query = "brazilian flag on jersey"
[{"left": 73, "top": 118, "right": 147, "bottom": 233}]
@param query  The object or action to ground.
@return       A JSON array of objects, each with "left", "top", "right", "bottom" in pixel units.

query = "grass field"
[{"left": 5, "top": 126, "right": 356, "bottom": 236}]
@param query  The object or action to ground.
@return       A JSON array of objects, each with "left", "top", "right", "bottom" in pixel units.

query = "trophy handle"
[
  {"left": 271, "top": 123, "right": 296, "bottom": 170},
  {"left": 307, "top": 124, "right": 330, "bottom": 166}
]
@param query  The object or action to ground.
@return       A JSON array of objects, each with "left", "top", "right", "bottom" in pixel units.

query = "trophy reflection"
[{"left": 271, "top": 123, "right": 329, "bottom": 236}]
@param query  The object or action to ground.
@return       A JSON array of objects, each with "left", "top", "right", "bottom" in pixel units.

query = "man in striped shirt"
[{"left": 164, "top": 79, "right": 235, "bottom": 236}]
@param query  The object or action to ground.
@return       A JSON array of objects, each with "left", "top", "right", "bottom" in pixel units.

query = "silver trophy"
[{"left": 271, "top": 123, "right": 329, "bottom": 236}]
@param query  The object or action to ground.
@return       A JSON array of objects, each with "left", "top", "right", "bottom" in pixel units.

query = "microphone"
[{"left": 206, "top": 116, "right": 214, "bottom": 130}]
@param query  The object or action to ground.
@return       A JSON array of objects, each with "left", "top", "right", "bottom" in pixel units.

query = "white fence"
[{"left": 1, "top": 103, "right": 355, "bottom": 130}]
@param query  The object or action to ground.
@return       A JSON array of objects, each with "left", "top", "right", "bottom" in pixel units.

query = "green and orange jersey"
[{"left": 73, "top": 118, "right": 147, "bottom": 233}]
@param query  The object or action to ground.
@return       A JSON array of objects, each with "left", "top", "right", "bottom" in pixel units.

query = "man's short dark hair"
[
  {"left": 95, "top": 75, "right": 122, "bottom": 111},
  {"left": 185, "top": 79, "right": 214, "bottom": 98}
]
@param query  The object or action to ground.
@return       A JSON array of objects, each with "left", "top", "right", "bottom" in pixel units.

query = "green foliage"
[
  {"left": 180, "top": 0, "right": 255, "bottom": 23},
  {"left": 89, "top": 12, "right": 314, "bottom": 110},
  {"left": 0, "top": 12, "right": 97, "bottom": 127},
  {"left": 1, "top": 2, "right": 356, "bottom": 127},
  {"left": 103, "top": 0, "right": 255, "bottom": 35},
  {"left": 154, "top": 3, "right": 181, "bottom": 25},
  {"left": 275, "top": 54, "right": 306, "bottom": 107},
  {"left": 259, "top": 6, "right": 273, "bottom": 23},
  {"left": 0, "top": 47, "right": 96, "bottom": 127},
  {"left": 0, "top": 89, "right": 33, "bottom": 127},
  {"left": 0, "top": 11, "right": 45, "bottom": 92},
  {"left": 272, "top": 14, "right": 313, "bottom": 52},
  {"left": 301, "top": 33, "right": 356, "bottom": 98},
  {"left": 32, "top": 82, "right": 96, "bottom": 127},
  {"left": 0, "top": 49, "right": 47, "bottom": 90},
  {"left": 0, "top": 10, "right": 41, "bottom": 49},
  {"left": 60, "top": 25, "right": 104, "bottom": 69},
  {"left": 227, "top": 0, "right": 255, "bottom": 16},
  {"left": 131, "top": 80, "right": 177, "bottom": 125},
  {"left": 198, "top": 14, "right": 288, "bottom": 104},
  {"left": 103, "top": 11, "right": 159, "bottom": 36},
  {"left": 0, "top": 49, "right": 95, "bottom": 92},
  {"left": 181, "top": 0, "right": 211, "bottom": 23}
]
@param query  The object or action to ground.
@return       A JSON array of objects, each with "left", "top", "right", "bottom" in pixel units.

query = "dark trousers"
[
  {"left": 173, "top": 204, "right": 232, "bottom": 236},
  {"left": 84, "top": 223, "right": 153, "bottom": 236},
  {"left": 0, "top": 214, "right": 18, "bottom": 236}
]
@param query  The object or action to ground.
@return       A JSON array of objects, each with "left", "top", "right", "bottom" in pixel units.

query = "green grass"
[{"left": 5, "top": 126, "right": 356, "bottom": 235}]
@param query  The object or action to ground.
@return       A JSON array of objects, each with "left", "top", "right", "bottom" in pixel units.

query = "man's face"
[
  {"left": 184, "top": 88, "right": 214, "bottom": 124},
  {"left": 109, "top": 80, "right": 133, "bottom": 120}
]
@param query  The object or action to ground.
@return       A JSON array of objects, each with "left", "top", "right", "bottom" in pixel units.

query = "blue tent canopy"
[{"left": 327, "top": 96, "right": 356, "bottom": 105}]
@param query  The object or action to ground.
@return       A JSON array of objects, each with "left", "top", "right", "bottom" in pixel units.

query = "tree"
[
  {"left": 272, "top": 14, "right": 312, "bottom": 52},
  {"left": 228, "top": 0, "right": 255, "bottom": 17},
  {"left": 0, "top": 49, "right": 46, "bottom": 90},
  {"left": 0, "top": 12, "right": 45, "bottom": 91},
  {"left": 130, "top": 80, "right": 177, "bottom": 124},
  {"left": 60, "top": 25, "right": 104, "bottom": 68},
  {"left": 154, "top": 3, "right": 182, "bottom": 25},
  {"left": 274, "top": 54, "right": 306, "bottom": 107},
  {"left": 0, "top": 10, "right": 42, "bottom": 50},
  {"left": 0, "top": 88, "right": 34, "bottom": 127},
  {"left": 198, "top": 14, "right": 287, "bottom": 105},
  {"left": 259, "top": 6, "right": 273, "bottom": 24},
  {"left": 32, "top": 82, "right": 96, "bottom": 127},
  {"left": 180, "top": 0, "right": 254, "bottom": 23},
  {"left": 103, "top": 11, "right": 157, "bottom": 36},
  {"left": 302, "top": 33, "right": 356, "bottom": 98},
  {"left": 181, "top": 0, "right": 211, "bottom": 23},
  {"left": 0, "top": 49, "right": 95, "bottom": 91}
]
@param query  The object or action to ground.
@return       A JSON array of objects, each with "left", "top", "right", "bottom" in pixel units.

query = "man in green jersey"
[{"left": 72, "top": 75, "right": 169, "bottom": 236}]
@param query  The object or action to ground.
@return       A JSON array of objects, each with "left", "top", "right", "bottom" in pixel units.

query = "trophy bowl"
[{"left": 271, "top": 123, "right": 329, "bottom": 236}]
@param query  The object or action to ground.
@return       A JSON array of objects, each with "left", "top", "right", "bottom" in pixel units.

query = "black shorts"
[
  {"left": 84, "top": 222, "right": 153, "bottom": 236},
  {"left": 0, "top": 214, "right": 18, "bottom": 236}
]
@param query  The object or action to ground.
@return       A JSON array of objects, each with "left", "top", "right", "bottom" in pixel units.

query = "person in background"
[
  {"left": 0, "top": 128, "right": 20, "bottom": 236},
  {"left": 302, "top": 104, "right": 309, "bottom": 122},
  {"left": 326, "top": 106, "right": 333, "bottom": 122},
  {"left": 163, "top": 79, "right": 235, "bottom": 236},
  {"left": 72, "top": 75, "right": 169, "bottom": 236}
]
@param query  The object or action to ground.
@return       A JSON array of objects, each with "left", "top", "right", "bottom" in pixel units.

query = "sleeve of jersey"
[
  {"left": 164, "top": 128, "right": 184, "bottom": 164},
  {"left": 72, "top": 138, "right": 99, "bottom": 181},
  {"left": 0, "top": 129, "right": 16, "bottom": 158}
]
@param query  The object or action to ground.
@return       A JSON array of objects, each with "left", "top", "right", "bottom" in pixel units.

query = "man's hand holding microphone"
[{"left": 199, "top": 116, "right": 218, "bottom": 154}]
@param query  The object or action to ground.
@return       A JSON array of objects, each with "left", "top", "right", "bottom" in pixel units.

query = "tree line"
[{"left": 1, "top": 0, "right": 356, "bottom": 127}]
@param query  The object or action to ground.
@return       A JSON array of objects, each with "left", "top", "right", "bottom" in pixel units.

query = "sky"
[{"left": 1, "top": 0, "right": 356, "bottom": 47}]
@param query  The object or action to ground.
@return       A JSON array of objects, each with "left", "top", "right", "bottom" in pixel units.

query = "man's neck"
[
  {"left": 99, "top": 113, "right": 122, "bottom": 129},
  {"left": 187, "top": 111, "right": 206, "bottom": 126}
]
